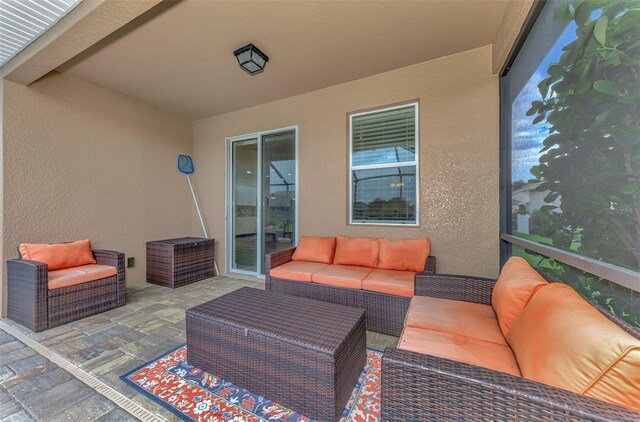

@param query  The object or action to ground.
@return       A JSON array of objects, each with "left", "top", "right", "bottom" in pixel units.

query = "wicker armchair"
[
  {"left": 7, "top": 249, "right": 125, "bottom": 332},
  {"left": 381, "top": 272, "right": 640, "bottom": 421}
]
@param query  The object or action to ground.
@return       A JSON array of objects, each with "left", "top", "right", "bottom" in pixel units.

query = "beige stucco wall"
[
  {"left": 193, "top": 45, "right": 500, "bottom": 279},
  {"left": 1, "top": 71, "right": 193, "bottom": 317},
  {"left": 492, "top": 0, "right": 536, "bottom": 74}
]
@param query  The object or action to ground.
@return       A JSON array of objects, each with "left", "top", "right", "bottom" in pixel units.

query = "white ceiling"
[{"left": 59, "top": 0, "right": 508, "bottom": 120}]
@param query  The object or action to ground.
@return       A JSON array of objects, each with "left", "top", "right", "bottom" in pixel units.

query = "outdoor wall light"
[{"left": 233, "top": 43, "right": 269, "bottom": 74}]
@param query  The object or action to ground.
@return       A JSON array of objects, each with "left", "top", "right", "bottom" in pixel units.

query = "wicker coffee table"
[{"left": 186, "top": 287, "right": 366, "bottom": 421}]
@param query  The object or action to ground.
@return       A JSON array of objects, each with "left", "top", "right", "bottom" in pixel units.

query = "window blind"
[{"left": 352, "top": 106, "right": 416, "bottom": 156}]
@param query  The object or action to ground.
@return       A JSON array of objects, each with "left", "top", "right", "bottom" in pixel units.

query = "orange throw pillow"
[
  {"left": 291, "top": 236, "right": 336, "bottom": 264},
  {"left": 507, "top": 283, "right": 640, "bottom": 412},
  {"left": 333, "top": 236, "right": 379, "bottom": 268},
  {"left": 491, "top": 256, "right": 547, "bottom": 336},
  {"left": 19, "top": 239, "right": 96, "bottom": 271},
  {"left": 378, "top": 238, "right": 430, "bottom": 272}
]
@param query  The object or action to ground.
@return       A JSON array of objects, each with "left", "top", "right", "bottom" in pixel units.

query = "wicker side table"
[
  {"left": 146, "top": 237, "right": 215, "bottom": 288},
  {"left": 186, "top": 287, "right": 366, "bottom": 421}
]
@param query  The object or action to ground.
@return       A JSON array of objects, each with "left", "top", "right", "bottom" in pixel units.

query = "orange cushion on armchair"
[
  {"left": 48, "top": 264, "right": 117, "bottom": 289},
  {"left": 19, "top": 239, "right": 96, "bottom": 271}
]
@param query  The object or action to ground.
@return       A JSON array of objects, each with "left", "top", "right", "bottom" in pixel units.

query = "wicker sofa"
[
  {"left": 7, "top": 240, "right": 125, "bottom": 332},
  {"left": 381, "top": 258, "right": 640, "bottom": 421},
  {"left": 266, "top": 235, "right": 435, "bottom": 336}
]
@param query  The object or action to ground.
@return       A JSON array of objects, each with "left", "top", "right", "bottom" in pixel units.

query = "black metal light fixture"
[{"left": 233, "top": 43, "right": 269, "bottom": 74}]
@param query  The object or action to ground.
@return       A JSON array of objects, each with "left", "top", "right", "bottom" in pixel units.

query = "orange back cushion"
[
  {"left": 291, "top": 236, "right": 336, "bottom": 264},
  {"left": 378, "top": 238, "right": 430, "bottom": 272},
  {"left": 492, "top": 256, "right": 547, "bottom": 336},
  {"left": 507, "top": 283, "right": 640, "bottom": 412},
  {"left": 333, "top": 236, "right": 379, "bottom": 267},
  {"left": 19, "top": 239, "right": 96, "bottom": 271}
]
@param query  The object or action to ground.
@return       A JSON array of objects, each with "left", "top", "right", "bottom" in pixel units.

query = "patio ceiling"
[
  {"left": 0, "top": 0, "right": 82, "bottom": 67},
  {"left": 57, "top": 0, "right": 509, "bottom": 120}
]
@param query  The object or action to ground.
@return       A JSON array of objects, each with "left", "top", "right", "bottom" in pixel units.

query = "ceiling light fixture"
[{"left": 233, "top": 43, "right": 269, "bottom": 74}]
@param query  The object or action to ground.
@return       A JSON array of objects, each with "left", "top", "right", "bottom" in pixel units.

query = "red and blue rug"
[{"left": 121, "top": 345, "right": 382, "bottom": 421}]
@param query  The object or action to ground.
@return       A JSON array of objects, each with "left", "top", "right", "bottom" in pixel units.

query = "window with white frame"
[{"left": 349, "top": 103, "right": 419, "bottom": 225}]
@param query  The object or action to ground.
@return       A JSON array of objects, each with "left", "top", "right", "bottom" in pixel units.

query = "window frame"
[{"left": 348, "top": 101, "right": 420, "bottom": 226}]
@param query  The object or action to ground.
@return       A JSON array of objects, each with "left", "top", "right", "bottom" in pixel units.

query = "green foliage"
[
  {"left": 530, "top": 209, "right": 561, "bottom": 237},
  {"left": 512, "top": 180, "right": 528, "bottom": 190},
  {"left": 514, "top": 247, "right": 640, "bottom": 328},
  {"left": 594, "top": 14, "right": 609, "bottom": 46},
  {"left": 528, "top": 0, "right": 640, "bottom": 271},
  {"left": 525, "top": 0, "right": 640, "bottom": 326},
  {"left": 552, "top": 229, "right": 574, "bottom": 250},
  {"left": 353, "top": 197, "right": 415, "bottom": 222},
  {"left": 566, "top": 268, "right": 640, "bottom": 328}
]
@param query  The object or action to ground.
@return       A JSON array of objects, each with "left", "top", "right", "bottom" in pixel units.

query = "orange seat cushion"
[
  {"left": 269, "top": 261, "right": 328, "bottom": 282},
  {"left": 291, "top": 236, "right": 336, "bottom": 264},
  {"left": 311, "top": 264, "right": 372, "bottom": 289},
  {"left": 405, "top": 296, "right": 507, "bottom": 346},
  {"left": 399, "top": 327, "right": 521, "bottom": 377},
  {"left": 362, "top": 269, "right": 415, "bottom": 297},
  {"left": 333, "top": 236, "right": 379, "bottom": 268},
  {"left": 19, "top": 239, "right": 96, "bottom": 271},
  {"left": 48, "top": 264, "right": 117, "bottom": 290},
  {"left": 378, "top": 238, "right": 430, "bottom": 272},
  {"left": 507, "top": 283, "right": 640, "bottom": 412},
  {"left": 492, "top": 256, "right": 547, "bottom": 336}
]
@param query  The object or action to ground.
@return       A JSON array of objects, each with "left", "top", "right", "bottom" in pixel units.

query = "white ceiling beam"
[{"left": 1, "top": 0, "right": 163, "bottom": 85}]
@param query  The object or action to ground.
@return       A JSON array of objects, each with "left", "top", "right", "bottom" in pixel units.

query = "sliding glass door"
[
  {"left": 230, "top": 138, "right": 259, "bottom": 273},
  {"left": 228, "top": 127, "right": 298, "bottom": 276},
  {"left": 261, "top": 131, "right": 297, "bottom": 271}
]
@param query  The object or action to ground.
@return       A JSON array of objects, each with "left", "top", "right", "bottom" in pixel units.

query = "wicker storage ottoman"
[
  {"left": 186, "top": 287, "right": 366, "bottom": 421},
  {"left": 146, "top": 237, "right": 215, "bottom": 288}
]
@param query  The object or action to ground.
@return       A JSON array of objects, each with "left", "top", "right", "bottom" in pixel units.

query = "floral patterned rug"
[{"left": 121, "top": 345, "right": 382, "bottom": 422}]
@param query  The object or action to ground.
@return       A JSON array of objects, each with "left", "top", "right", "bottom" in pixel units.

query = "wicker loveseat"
[
  {"left": 7, "top": 240, "right": 125, "bottom": 332},
  {"left": 266, "top": 235, "right": 435, "bottom": 336},
  {"left": 381, "top": 257, "right": 640, "bottom": 421}
]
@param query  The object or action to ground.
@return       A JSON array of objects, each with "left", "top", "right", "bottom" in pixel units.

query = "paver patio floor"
[
  {"left": 1, "top": 276, "right": 398, "bottom": 421},
  {"left": 0, "top": 329, "right": 135, "bottom": 422}
]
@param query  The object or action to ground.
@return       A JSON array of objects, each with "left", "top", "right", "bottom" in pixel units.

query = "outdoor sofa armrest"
[
  {"left": 93, "top": 249, "right": 125, "bottom": 306},
  {"left": 265, "top": 247, "right": 296, "bottom": 274},
  {"left": 265, "top": 247, "right": 296, "bottom": 290},
  {"left": 422, "top": 255, "right": 436, "bottom": 274},
  {"left": 93, "top": 249, "right": 125, "bottom": 278},
  {"left": 381, "top": 347, "right": 639, "bottom": 422},
  {"left": 6, "top": 259, "right": 49, "bottom": 332},
  {"left": 414, "top": 273, "right": 496, "bottom": 305}
]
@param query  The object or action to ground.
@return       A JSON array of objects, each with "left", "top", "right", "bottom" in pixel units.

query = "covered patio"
[{"left": 0, "top": 0, "right": 638, "bottom": 421}]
